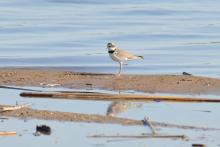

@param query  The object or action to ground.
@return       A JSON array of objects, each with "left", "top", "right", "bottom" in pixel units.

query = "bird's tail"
[{"left": 138, "top": 56, "right": 144, "bottom": 60}]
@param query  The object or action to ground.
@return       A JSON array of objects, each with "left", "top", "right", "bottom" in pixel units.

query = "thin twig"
[
  {"left": 0, "top": 85, "right": 41, "bottom": 92},
  {"left": 88, "top": 133, "right": 187, "bottom": 140}
]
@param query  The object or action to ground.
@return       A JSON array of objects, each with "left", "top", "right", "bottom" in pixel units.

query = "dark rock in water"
[
  {"left": 192, "top": 144, "right": 206, "bottom": 147},
  {"left": 182, "top": 72, "right": 192, "bottom": 76},
  {"left": 36, "top": 125, "right": 51, "bottom": 135}
]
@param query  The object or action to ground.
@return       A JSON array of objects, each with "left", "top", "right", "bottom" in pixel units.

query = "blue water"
[
  {"left": 1, "top": 0, "right": 220, "bottom": 77},
  {"left": 1, "top": 88, "right": 220, "bottom": 146}
]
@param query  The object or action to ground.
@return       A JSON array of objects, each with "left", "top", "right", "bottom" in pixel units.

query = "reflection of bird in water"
[{"left": 106, "top": 101, "right": 143, "bottom": 117}]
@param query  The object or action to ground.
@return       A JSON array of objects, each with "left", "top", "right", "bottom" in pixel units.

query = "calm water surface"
[
  {"left": 1, "top": 0, "right": 220, "bottom": 77},
  {"left": 1, "top": 88, "right": 220, "bottom": 147},
  {"left": 1, "top": 1, "right": 220, "bottom": 146}
]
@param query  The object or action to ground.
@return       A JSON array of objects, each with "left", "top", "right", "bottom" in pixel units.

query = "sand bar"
[{"left": 0, "top": 68, "right": 220, "bottom": 94}]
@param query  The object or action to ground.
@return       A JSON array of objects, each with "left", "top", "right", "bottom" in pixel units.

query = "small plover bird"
[{"left": 107, "top": 42, "right": 144, "bottom": 76}]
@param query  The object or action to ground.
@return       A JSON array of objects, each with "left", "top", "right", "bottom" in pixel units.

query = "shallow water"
[
  {"left": 1, "top": 0, "right": 220, "bottom": 77},
  {"left": 1, "top": 1, "right": 220, "bottom": 145},
  {"left": 1, "top": 87, "right": 220, "bottom": 146},
  {"left": 0, "top": 118, "right": 196, "bottom": 147}
]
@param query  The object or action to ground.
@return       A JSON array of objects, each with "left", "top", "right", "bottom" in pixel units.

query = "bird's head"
[{"left": 107, "top": 42, "right": 117, "bottom": 51}]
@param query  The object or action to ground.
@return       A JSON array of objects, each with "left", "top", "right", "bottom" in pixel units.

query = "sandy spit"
[{"left": 0, "top": 68, "right": 220, "bottom": 94}]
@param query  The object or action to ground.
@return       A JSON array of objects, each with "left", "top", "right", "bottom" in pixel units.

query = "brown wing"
[{"left": 116, "top": 48, "right": 139, "bottom": 60}]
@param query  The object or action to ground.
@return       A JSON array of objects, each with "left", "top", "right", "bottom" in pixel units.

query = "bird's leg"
[{"left": 117, "top": 62, "right": 122, "bottom": 76}]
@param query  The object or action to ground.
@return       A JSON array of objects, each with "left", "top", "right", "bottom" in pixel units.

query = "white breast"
[{"left": 109, "top": 52, "right": 122, "bottom": 63}]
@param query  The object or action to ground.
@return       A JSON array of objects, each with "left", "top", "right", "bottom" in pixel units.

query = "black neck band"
[{"left": 108, "top": 50, "right": 115, "bottom": 54}]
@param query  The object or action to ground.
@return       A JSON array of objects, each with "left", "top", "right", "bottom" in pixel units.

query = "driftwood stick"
[
  {"left": 20, "top": 92, "right": 220, "bottom": 103},
  {"left": 0, "top": 131, "right": 16, "bottom": 136},
  {"left": 0, "top": 85, "right": 41, "bottom": 92},
  {"left": 88, "top": 133, "right": 187, "bottom": 140},
  {"left": 0, "top": 103, "right": 32, "bottom": 112}
]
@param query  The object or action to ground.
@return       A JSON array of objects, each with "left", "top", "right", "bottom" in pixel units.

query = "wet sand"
[{"left": 0, "top": 68, "right": 220, "bottom": 94}]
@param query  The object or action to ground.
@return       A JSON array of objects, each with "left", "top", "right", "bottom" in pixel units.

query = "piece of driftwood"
[
  {"left": 88, "top": 133, "right": 187, "bottom": 140},
  {"left": 0, "top": 103, "right": 32, "bottom": 112},
  {"left": 0, "top": 131, "right": 16, "bottom": 136},
  {"left": 20, "top": 91, "right": 220, "bottom": 103},
  {"left": 0, "top": 104, "right": 219, "bottom": 131},
  {"left": 0, "top": 85, "right": 41, "bottom": 92},
  {"left": 192, "top": 144, "right": 206, "bottom": 147}
]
